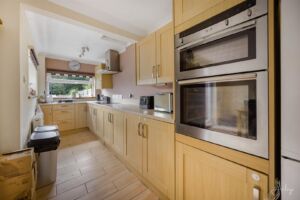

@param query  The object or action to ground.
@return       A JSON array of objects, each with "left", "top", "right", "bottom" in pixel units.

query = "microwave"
[{"left": 175, "top": 0, "right": 269, "bottom": 158}]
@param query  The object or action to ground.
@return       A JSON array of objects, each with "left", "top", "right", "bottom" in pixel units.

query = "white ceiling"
[
  {"left": 48, "top": 0, "right": 172, "bottom": 36},
  {"left": 26, "top": 10, "right": 134, "bottom": 64}
]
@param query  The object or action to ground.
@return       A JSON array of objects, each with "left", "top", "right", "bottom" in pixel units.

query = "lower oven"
[{"left": 176, "top": 71, "right": 268, "bottom": 158}]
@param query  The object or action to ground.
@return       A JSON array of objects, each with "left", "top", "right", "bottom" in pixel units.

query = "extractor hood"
[{"left": 96, "top": 49, "right": 120, "bottom": 74}]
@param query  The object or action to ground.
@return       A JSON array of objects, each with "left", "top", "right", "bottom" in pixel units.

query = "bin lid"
[
  {"left": 28, "top": 131, "right": 60, "bottom": 153},
  {"left": 34, "top": 125, "right": 59, "bottom": 132}
]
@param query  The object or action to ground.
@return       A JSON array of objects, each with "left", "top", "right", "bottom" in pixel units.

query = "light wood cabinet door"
[
  {"left": 87, "top": 104, "right": 92, "bottom": 131},
  {"left": 103, "top": 111, "right": 114, "bottom": 145},
  {"left": 156, "top": 22, "right": 174, "bottom": 84},
  {"left": 136, "top": 33, "right": 156, "bottom": 85},
  {"left": 40, "top": 105, "right": 53, "bottom": 125},
  {"left": 112, "top": 111, "right": 124, "bottom": 156},
  {"left": 96, "top": 107, "right": 104, "bottom": 139},
  {"left": 174, "top": 0, "right": 246, "bottom": 33},
  {"left": 176, "top": 142, "right": 268, "bottom": 200},
  {"left": 124, "top": 114, "right": 143, "bottom": 173},
  {"left": 174, "top": 0, "right": 223, "bottom": 26},
  {"left": 142, "top": 118, "right": 175, "bottom": 199},
  {"left": 75, "top": 103, "right": 87, "bottom": 129}
]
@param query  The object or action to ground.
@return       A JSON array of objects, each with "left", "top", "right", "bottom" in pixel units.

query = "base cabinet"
[
  {"left": 112, "top": 111, "right": 125, "bottom": 155},
  {"left": 176, "top": 142, "right": 268, "bottom": 200},
  {"left": 124, "top": 114, "right": 175, "bottom": 199},
  {"left": 96, "top": 107, "right": 104, "bottom": 139},
  {"left": 40, "top": 105, "right": 53, "bottom": 125},
  {"left": 103, "top": 110, "right": 114, "bottom": 145},
  {"left": 75, "top": 103, "right": 87, "bottom": 129}
]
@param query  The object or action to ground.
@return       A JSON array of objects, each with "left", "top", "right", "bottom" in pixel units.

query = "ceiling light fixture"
[{"left": 79, "top": 46, "right": 89, "bottom": 58}]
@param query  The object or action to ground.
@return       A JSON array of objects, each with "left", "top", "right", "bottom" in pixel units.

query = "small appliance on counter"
[
  {"left": 140, "top": 96, "right": 154, "bottom": 109},
  {"left": 97, "top": 94, "right": 111, "bottom": 104},
  {"left": 154, "top": 92, "right": 173, "bottom": 113}
]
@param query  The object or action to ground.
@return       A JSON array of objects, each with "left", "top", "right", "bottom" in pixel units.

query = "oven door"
[
  {"left": 175, "top": 15, "right": 268, "bottom": 80},
  {"left": 175, "top": 71, "right": 268, "bottom": 158}
]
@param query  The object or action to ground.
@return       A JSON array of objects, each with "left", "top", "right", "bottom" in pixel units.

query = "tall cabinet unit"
[
  {"left": 124, "top": 114, "right": 175, "bottom": 199},
  {"left": 136, "top": 22, "right": 174, "bottom": 85}
]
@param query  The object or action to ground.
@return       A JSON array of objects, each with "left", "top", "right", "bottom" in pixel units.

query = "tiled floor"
[{"left": 36, "top": 130, "right": 158, "bottom": 200}]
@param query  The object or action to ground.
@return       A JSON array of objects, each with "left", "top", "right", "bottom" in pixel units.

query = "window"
[{"left": 47, "top": 73, "right": 95, "bottom": 98}]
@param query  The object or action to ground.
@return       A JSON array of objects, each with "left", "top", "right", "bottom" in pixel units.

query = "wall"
[
  {"left": 37, "top": 54, "right": 46, "bottom": 95},
  {"left": 0, "top": 0, "right": 21, "bottom": 153},
  {"left": 101, "top": 44, "right": 172, "bottom": 99},
  {"left": 20, "top": 3, "right": 38, "bottom": 148}
]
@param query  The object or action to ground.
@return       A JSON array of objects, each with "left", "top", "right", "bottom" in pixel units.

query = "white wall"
[
  {"left": 0, "top": 0, "right": 21, "bottom": 153},
  {"left": 37, "top": 54, "right": 46, "bottom": 96},
  {"left": 20, "top": 3, "right": 38, "bottom": 149}
]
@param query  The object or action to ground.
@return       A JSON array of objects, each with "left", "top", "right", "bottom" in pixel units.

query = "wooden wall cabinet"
[
  {"left": 95, "top": 74, "right": 113, "bottom": 89},
  {"left": 40, "top": 105, "right": 53, "bottom": 125},
  {"left": 124, "top": 113, "right": 175, "bottom": 199},
  {"left": 176, "top": 142, "right": 268, "bottom": 200},
  {"left": 174, "top": 0, "right": 245, "bottom": 33},
  {"left": 136, "top": 22, "right": 174, "bottom": 85}
]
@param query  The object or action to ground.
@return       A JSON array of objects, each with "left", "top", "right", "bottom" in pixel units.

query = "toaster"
[
  {"left": 154, "top": 92, "right": 173, "bottom": 113},
  {"left": 139, "top": 96, "right": 154, "bottom": 109}
]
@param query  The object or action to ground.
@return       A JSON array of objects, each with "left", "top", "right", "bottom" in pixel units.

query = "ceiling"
[
  {"left": 26, "top": 10, "right": 135, "bottom": 64},
  {"left": 48, "top": 0, "right": 172, "bottom": 36}
]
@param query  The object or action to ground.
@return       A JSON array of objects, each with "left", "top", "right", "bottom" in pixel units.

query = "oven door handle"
[
  {"left": 177, "top": 19, "right": 257, "bottom": 51},
  {"left": 177, "top": 73, "right": 257, "bottom": 85}
]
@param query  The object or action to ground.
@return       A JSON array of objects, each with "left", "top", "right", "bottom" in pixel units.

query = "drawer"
[
  {"left": 53, "top": 110, "right": 74, "bottom": 121},
  {"left": 41, "top": 105, "right": 53, "bottom": 114},
  {"left": 53, "top": 104, "right": 75, "bottom": 111},
  {"left": 55, "top": 119, "right": 75, "bottom": 131}
]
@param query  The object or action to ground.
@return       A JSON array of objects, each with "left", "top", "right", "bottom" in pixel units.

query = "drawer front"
[
  {"left": 55, "top": 119, "right": 75, "bottom": 131},
  {"left": 53, "top": 110, "right": 75, "bottom": 121},
  {"left": 41, "top": 106, "right": 53, "bottom": 115},
  {"left": 53, "top": 104, "right": 75, "bottom": 111}
]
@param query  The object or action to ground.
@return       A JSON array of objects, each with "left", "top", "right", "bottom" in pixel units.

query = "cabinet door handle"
[
  {"left": 156, "top": 65, "right": 160, "bottom": 78},
  {"left": 152, "top": 66, "right": 156, "bottom": 78},
  {"left": 142, "top": 124, "right": 147, "bottom": 138},
  {"left": 138, "top": 122, "right": 142, "bottom": 136},
  {"left": 252, "top": 186, "right": 260, "bottom": 200}
]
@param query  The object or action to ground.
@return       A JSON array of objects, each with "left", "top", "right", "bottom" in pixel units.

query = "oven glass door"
[
  {"left": 181, "top": 78, "right": 256, "bottom": 139},
  {"left": 180, "top": 28, "right": 256, "bottom": 71},
  {"left": 176, "top": 72, "right": 268, "bottom": 158}
]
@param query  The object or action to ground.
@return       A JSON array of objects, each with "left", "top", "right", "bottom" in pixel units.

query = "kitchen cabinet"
[
  {"left": 95, "top": 73, "right": 113, "bottom": 89},
  {"left": 124, "top": 114, "right": 175, "bottom": 199},
  {"left": 103, "top": 110, "right": 114, "bottom": 145},
  {"left": 136, "top": 22, "right": 174, "bottom": 85},
  {"left": 53, "top": 104, "right": 75, "bottom": 131},
  {"left": 112, "top": 110, "right": 125, "bottom": 155},
  {"left": 176, "top": 142, "right": 268, "bottom": 200},
  {"left": 142, "top": 118, "right": 175, "bottom": 199},
  {"left": 87, "top": 104, "right": 97, "bottom": 134},
  {"left": 124, "top": 113, "right": 143, "bottom": 173},
  {"left": 40, "top": 105, "right": 53, "bottom": 125},
  {"left": 136, "top": 33, "right": 157, "bottom": 85},
  {"left": 75, "top": 103, "right": 87, "bottom": 129},
  {"left": 96, "top": 107, "right": 104, "bottom": 139},
  {"left": 156, "top": 23, "right": 174, "bottom": 84},
  {"left": 174, "top": 0, "right": 245, "bottom": 33}
]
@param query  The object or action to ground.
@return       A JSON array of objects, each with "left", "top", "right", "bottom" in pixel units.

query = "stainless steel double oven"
[{"left": 175, "top": 0, "right": 269, "bottom": 158}]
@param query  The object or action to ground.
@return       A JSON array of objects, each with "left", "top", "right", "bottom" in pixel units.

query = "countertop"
[{"left": 40, "top": 101, "right": 174, "bottom": 124}]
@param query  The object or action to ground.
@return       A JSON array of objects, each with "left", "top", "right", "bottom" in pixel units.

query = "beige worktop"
[{"left": 40, "top": 101, "right": 174, "bottom": 124}]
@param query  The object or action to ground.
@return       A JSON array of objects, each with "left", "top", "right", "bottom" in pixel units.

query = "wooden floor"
[{"left": 36, "top": 130, "right": 158, "bottom": 200}]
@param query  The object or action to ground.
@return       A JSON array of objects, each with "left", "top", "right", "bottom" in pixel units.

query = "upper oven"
[{"left": 175, "top": 0, "right": 268, "bottom": 80}]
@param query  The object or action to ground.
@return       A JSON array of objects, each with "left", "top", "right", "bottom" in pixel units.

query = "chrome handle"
[
  {"left": 156, "top": 65, "right": 160, "bottom": 78},
  {"left": 178, "top": 73, "right": 257, "bottom": 85},
  {"left": 142, "top": 124, "right": 147, "bottom": 138},
  {"left": 152, "top": 66, "right": 156, "bottom": 78},
  {"left": 177, "top": 19, "right": 256, "bottom": 51},
  {"left": 138, "top": 122, "right": 142, "bottom": 136},
  {"left": 253, "top": 186, "right": 260, "bottom": 200}
]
